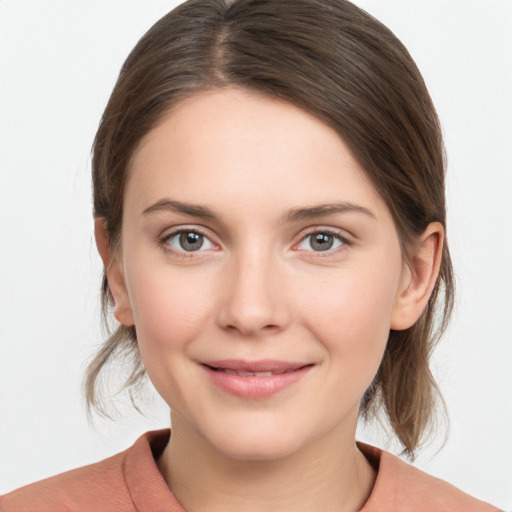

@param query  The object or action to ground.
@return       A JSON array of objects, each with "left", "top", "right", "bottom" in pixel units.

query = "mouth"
[
  {"left": 199, "top": 360, "right": 314, "bottom": 399},
  {"left": 201, "top": 359, "right": 311, "bottom": 374},
  {"left": 208, "top": 368, "right": 297, "bottom": 377}
]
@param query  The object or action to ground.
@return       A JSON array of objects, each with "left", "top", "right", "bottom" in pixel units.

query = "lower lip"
[{"left": 201, "top": 365, "right": 313, "bottom": 399}]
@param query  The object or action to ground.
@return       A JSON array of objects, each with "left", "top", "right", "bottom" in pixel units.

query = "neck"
[{"left": 157, "top": 414, "right": 376, "bottom": 512}]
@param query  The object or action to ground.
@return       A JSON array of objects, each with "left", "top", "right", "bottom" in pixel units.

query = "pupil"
[
  {"left": 312, "top": 233, "right": 333, "bottom": 251},
  {"left": 180, "top": 232, "right": 203, "bottom": 251}
]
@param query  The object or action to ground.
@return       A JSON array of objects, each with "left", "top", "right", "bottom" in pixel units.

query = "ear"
[
  {"left": 94, "top": 218, "right": 134, "bottom": 326},
  {"left": 391, "top": 222, "right": 444, "bottom": 330}
]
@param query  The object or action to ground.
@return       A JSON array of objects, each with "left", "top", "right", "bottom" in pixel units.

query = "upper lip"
[{"left": 200, "top": 359, "right": 311, "bottom": 373}]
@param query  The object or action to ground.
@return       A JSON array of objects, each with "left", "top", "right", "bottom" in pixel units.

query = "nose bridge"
[{"left": 216, "top": 241, "right": 289, "bottom": 337}]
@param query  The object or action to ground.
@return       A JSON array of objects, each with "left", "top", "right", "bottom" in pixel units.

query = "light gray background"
[{"left": 0, "top": 1, "right": 511, "bottom": 509}]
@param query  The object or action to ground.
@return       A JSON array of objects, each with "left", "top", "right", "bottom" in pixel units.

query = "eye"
[
  {"left": 162, "top": 229, "right": 215, "bottom": 253},
  {"left": 297, "top": 230, "right": 347, "bottom": 252}
]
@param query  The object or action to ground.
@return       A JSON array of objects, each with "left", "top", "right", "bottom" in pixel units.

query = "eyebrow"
[
  {"left": 142, "top": 198, "right": 375, "bottom": 223},
  {"left": 143, "top": 199, "right": 217, "bottom": 219},
  {"left": 283, "top": 203, "right": 375, "bottom": 222}
]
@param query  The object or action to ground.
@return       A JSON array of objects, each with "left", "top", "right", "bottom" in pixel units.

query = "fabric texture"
[{"left": 0, "top": 429, "right": 500, "bottom": 512}]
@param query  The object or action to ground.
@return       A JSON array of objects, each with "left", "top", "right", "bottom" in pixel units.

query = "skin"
[{"left": 96, "top": 88, "right": 443, "bottom": 511}]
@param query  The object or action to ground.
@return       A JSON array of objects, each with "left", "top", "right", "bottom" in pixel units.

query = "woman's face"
[{"left": 115, "top": 88, "right": 410, "bottom": 460}]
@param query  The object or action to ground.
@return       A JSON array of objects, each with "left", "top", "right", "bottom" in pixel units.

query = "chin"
[{"left": 201, "top": 416, "right": 314, "bottom": 462}]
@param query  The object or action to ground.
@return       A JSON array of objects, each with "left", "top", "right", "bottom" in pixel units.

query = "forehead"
[{"left": 125, "top": 88, "right": 387, "bottom": 218}]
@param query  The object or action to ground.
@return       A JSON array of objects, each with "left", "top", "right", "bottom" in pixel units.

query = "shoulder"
[
  {"left": 0, "top": 429, "right": 173, "bottom": 512},
  {"left": 359, "top": 443, "right": 502, "bottom": 512},
  {"left": 0, "top": 449, "right": 133, "bottom": 512}
]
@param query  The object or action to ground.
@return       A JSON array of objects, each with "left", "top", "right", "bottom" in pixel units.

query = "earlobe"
[
  {"left": 94, "top": 218, "right": 135, "bottom": 327},
  {"left": 390, "top": 222, "right": 444, "bottom": 330}
]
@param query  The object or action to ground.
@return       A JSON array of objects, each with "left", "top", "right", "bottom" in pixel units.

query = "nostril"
[{"left": 224, "top": 323, "right": 281, "bottom": 337}]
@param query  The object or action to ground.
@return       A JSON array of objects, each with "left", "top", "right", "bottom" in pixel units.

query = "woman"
[{"left": 0, "top": 0, "right": 504, "bottom": 510}]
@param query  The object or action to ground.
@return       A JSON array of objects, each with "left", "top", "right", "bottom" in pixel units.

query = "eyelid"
[
  {"left": 158, "top": 224, "right": 352, "bottom": 257},
  {"left": 294, "top": 227, "right": 352, "bottom": 254},
  {"left": 159, "top": 225, "right": 219, "bottom": 257}
]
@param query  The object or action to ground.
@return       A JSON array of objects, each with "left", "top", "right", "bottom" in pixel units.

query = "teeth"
[{"left": 219, "top": 369, "right": 277, "bottom": 377}]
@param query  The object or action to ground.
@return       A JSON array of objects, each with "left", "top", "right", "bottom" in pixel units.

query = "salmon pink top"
[{"left": 0, "top": 429, "right": 500, "bottom": 511}]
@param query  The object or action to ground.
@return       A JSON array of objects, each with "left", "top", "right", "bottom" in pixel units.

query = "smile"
[
  {"left": 209, "top": 368, "right": 300, "bottom": 377},
  {"left": 200, "top": 360, "right": 314, "bottom": 399}
]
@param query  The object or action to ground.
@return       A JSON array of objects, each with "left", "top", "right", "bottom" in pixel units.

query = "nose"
[{"left": 215, "top": 248, "right": 291, "bottom": 338}]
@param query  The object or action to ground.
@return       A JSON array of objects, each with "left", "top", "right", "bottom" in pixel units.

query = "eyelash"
[
  {"left": 297, "top": 228, "right": 351, "bottom": 256},
  {"left": 159, "top": 227, "right": 214, "bottom": 259},
  {"left": 158, "top": 227, "right": 351, "bottom": 259}
]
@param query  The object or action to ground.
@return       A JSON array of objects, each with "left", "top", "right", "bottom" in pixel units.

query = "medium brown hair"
[{"left": 86, "top": 0, "right": 454, "bottom": 457}]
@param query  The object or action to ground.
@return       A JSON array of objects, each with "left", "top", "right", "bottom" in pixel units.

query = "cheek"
[
  {"left": 125, "top": 262, "right": 216, "bottom": 357},
  {"left": 122, "top": 261, "right": 221, "bottom": 410},
  {"left": 298, "top": 264, "right": 400, "bottom": 364}
]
